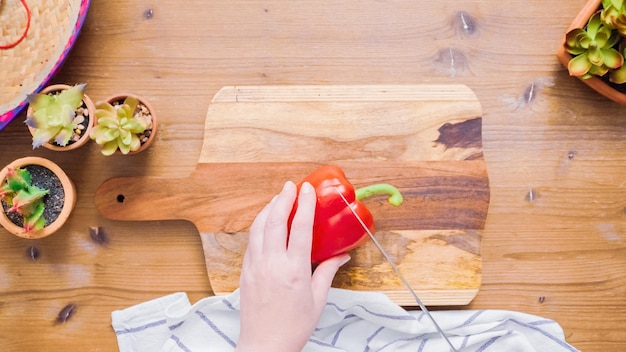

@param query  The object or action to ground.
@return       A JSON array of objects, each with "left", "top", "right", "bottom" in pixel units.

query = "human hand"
[{"left": 236, "top": 181, "right": 351, "bottom": 352}]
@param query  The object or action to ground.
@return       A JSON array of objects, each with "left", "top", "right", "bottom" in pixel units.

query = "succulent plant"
[
  {"left": 0, "top": 167, "right": 49, "bottom": 233},
  {"left": 609, "top": 40, "right": 626, "bottom": 83},
  {"left": 565, "top": 12, "right": 624, "bottom": 79},
  {"left": 90, "top": 96, "right": 150, "bottom": 156},
  {"left": 601, "top": 0, "right": 626, "bottom": 34},
  {"left": 601, "top": 0, "right": 626, "bottom": 83},
  {"left": 25, "top": 84, "right": 87, "bottom": 149},
  {"left": 563, "top": 1, "right": 626, "bottom": 85}
]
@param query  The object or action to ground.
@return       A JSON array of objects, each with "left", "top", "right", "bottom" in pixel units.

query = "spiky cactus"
[{"left": 0, "top": 167, "right": 49, "bottom": 232}]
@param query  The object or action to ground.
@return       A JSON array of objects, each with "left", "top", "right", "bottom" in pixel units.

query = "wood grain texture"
[
  {"left": 202, "top": 85, "right": 483, "bottom": 163},
  {"left": 95, "top": 85, "right": 488, "bottom": 305},
  {"left": 0, "top": 0, "right": 625, "bottom": 350},
  {"left": 95, "top": 161, "right": 489, "bottom": 231}
]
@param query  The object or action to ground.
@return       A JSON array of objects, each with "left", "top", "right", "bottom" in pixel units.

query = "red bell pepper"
[{"left": 288, "top": 165, "right": 403, "bottom": 263}]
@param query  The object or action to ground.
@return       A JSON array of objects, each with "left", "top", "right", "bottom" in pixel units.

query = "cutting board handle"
[{"left": 95, "top": 176, "right": 194, "bottom": 222}]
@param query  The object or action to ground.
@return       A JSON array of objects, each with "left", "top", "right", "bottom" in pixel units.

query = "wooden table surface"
[{"left": 1, "top": 0, "right": 625, "bottom": 350}]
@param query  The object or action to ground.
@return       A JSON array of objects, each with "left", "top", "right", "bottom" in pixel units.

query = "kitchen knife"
[{"left": 334, "top": 187, "right": 458, "bottom": 352}]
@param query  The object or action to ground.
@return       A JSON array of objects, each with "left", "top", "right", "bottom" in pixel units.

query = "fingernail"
[
  {"left": 339, "top": 255, "right": 351, "bottom": 267},
  {"left": 282, "top": 181, "right": 295, "bottom": 192},
  {"left": 301, "top": 182, "right": 314, "bottom": 194}
]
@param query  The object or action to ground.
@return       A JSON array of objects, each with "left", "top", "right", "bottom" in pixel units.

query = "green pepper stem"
[{"left": 355, "top": 183, "right": 403, "bottom": 206}]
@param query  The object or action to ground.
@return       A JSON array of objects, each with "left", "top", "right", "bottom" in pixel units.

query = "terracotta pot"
[
  {"left": 95, "top": 94, "right": 158, "bottom": 155},
  {"left": 556, "top": 0, "right": 626, "bottom": 105},
  {"left": 26, "top": 84, "right": 97, "bottom": 151},
  {"left": 0, "top": 157, "right": 76, "bottom": 239}
]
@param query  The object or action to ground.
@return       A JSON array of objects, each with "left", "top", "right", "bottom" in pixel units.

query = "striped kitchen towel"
[{"left": 111, "top": 288, "right": 579, "bottom": 351}]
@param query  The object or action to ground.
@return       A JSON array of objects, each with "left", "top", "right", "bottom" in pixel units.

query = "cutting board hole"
[{"left": 116, "top": 194, "right": 125, "bottom": 203}]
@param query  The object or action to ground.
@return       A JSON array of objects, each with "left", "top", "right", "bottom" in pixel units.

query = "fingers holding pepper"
[
  {"left": 261, "top": 181, "right": 297, "bottom": 255},
  {"left": 243, "top": 194, "right": 274, "bottom": 266},
  {"left": 237, "top": 181, "right": 338, "bottom": 352},
  {"left": 287, "top": 182, "right": 316, "bottom": 262}
]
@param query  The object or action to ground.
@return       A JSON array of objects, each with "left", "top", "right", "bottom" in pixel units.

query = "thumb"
[{"left": 310, "top": 254, "right": 351, "bottom": 307}]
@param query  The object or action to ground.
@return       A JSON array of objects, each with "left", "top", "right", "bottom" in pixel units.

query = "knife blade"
[{"left": 334, "top": 187, "right": 458, "bottom": 352}]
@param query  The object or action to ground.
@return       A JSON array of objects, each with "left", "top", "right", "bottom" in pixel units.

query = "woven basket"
[{"left": 0, "top": 0, "right": 90, "bottom": 131}]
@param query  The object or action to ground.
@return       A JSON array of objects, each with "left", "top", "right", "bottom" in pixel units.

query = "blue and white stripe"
[{"left": 112, "top": 289, "right": 580, "bottom": 352}]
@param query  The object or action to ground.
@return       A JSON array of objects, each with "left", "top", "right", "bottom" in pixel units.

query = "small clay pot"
[
  {"left": 556, "top": 0, "right": 626, "bottom": 105},
  {"left": 26, "top": 84, "right": 97, "bottom": 151},
  {"left": 95, "top": 94, "right": 158, "bottom": 155},
  {"left": 0, "top": 157, "right": 76, "bottom": 239}
]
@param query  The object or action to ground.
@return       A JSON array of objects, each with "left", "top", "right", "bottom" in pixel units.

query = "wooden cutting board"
[{"left": 95, "top": 85, "right": 489, "bottom": 306}]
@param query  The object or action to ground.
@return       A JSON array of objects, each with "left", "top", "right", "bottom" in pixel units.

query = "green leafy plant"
[
  {"left": 601, "top": 0, "right": 626, "bottom": 34},
  {"left": 0, "top": 167, "right": 49, "bottom": 233},
  {"left": 566, "top": 0, "right": 626, "bottom": 83},
  {"left": 25, "top": 84, "right": 87, "bottom": 149},
  {"left": 90, "top": 96, "right": 149, "bottom": 156}
]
